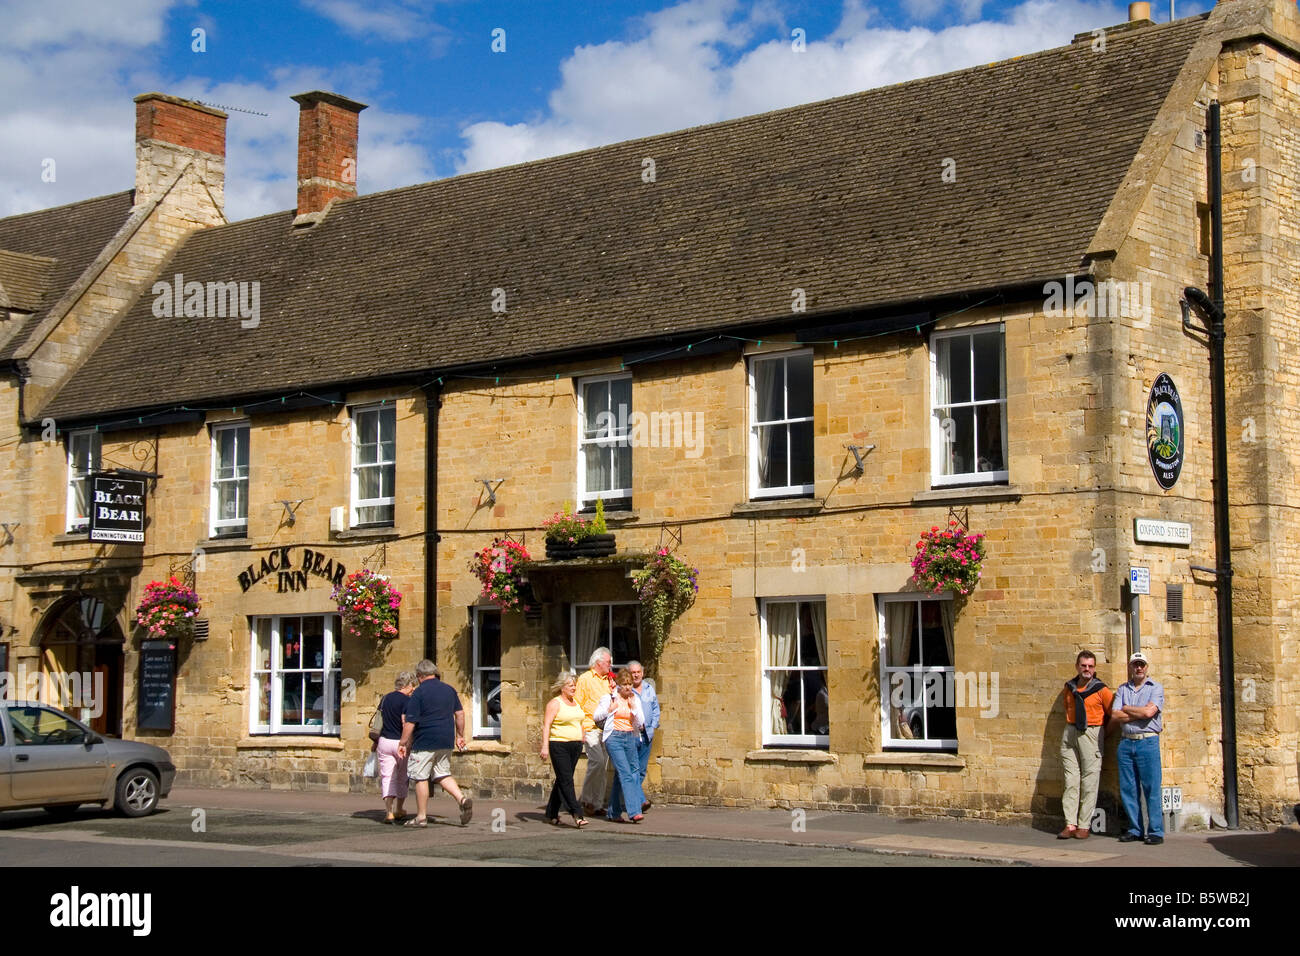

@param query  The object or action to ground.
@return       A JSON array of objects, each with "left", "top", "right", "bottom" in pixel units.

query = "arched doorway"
[{"left": 35, "top": 594, "right": 125, "bottom": 736}]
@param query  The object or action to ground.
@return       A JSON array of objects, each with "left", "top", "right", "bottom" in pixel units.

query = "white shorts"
[{"left": 407, "top": 749, "right": 452, "bottom": 782}]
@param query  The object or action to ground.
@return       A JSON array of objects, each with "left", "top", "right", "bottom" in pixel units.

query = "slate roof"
[
  {"left": 41, "top": 16, "right": 1208, "bottom": 424},
  {"left": 0, "top": 249, "right": 56, "bottom": 313},
  {"left": 0, "top": 191, "right": 136, "bottom": 362}
]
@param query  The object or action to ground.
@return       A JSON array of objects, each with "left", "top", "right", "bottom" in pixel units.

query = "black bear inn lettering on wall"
[{"left": 236, "top": 547, "right": 347, "bottom": 594}]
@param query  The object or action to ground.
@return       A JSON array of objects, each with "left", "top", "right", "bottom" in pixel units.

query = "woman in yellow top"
[{"left": 540, "top": 671, "right": 588, "bottom": 828}]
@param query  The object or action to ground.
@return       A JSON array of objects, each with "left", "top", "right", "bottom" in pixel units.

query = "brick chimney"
[
  {"left": 133, "top": 93, "right": 227, "bottom": 212},
  {"left": 291, "top": 90, "right": 367, "bottom": 226}
]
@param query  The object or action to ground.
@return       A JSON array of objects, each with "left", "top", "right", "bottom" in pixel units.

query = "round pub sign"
[{"left": 1146, "top": 373, "right": 1184, "bottom": 490}]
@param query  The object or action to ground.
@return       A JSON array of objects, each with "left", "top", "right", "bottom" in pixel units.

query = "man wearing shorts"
[{"left": 397, "top": 659, "right": 472, "bottom": 827}]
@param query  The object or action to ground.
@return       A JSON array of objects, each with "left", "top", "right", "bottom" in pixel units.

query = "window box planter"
[{"left": 545, "top": 533, "right": 616, "bottom": 560}]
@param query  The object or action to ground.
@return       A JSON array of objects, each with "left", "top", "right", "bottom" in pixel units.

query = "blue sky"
[{"left": 0, "top": 0, "right": 1213, "bottom": 221}]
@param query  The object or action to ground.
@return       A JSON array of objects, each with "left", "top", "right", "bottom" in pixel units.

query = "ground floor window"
[
  {"left": 571, "top": 603, "right": 641, "bottom": 670},
  {"left": 472, "top": 607, "right": 501, "bottom": 739},
  {"left": 761, "top": 597, "right": 828, "bottom": 748},
  {"left": 878, "top": 594, "right": 956, "bottom": 750},
  {"left": 251, "top": 615, "right": 342, "bottom": 735}
]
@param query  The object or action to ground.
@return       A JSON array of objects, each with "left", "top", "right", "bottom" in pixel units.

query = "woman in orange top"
[{"left": 594, "top": 668, "right": 646, "bottom": 823}]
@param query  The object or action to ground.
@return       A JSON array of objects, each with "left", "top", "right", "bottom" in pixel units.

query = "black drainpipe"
[
  {"left": 421, "top": 380, "right": 443, "bottom": 665},
  {"left": 1207, "top": 103, "right": 1239, "bottom": 830}
]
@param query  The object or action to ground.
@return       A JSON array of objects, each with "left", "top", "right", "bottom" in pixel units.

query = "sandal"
[
  {"left": 459, "top": 797, "right": 473, "bottom": 826},
  {"left": 403, "top": 817, "right": 428, "bottom": 828},
  {"left": 573, "top": 817, "right": 588, "bottom": 829},
  {"left": 393, "top": 812, "right": 407, "bottom": 824},
  {"left": 544, "top": 816, "right": 560, "bottom": 826},
  {"left": 384, "top": 813, "right": 396, "bottom": 824}
]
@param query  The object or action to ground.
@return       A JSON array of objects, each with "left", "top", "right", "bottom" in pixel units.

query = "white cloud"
[
  {"left": 455, "top": 0, "right": 1127, "bottom": 175},
  {"left": 301, "top": 0, "right": 447, "bottom": 44},
  {"left": 0, "top": 0, "right": 174, "bottom": 50},
  {"left": 0, "top": 0, "right": 432, "bottom": 222}
]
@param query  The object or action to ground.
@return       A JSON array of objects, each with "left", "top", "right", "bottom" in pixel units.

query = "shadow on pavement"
[{"left": 1205, "top": 827, "right": 1300, "bottom": 866}]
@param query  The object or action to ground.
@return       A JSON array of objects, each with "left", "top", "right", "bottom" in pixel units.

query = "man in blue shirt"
[
  {"left": 629, "top": 661, "right": 660, "bottom": 810},
  {"left": 397, "top": 659, "right": 472, "bottom": 828},
  {"left": 1111, "top": 652, "right": 1165, "bottom": 845}
]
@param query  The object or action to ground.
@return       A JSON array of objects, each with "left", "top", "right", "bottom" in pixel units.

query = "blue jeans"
[
  {"left": 1117, "top": 736, "right": 1163, "bottom": 838},
  {"left": 637, "top": 731, "right": 651, "bottom": 784},
  {"left": 605, "top": 731, "right": 645, "bottom": 821}
]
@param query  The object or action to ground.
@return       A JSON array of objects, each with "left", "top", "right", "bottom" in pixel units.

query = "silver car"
[{"left": 0, "top": 702, "right": 176, "bottom": 818}]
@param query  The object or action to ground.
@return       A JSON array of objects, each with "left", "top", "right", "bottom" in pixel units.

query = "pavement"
[{"left": 166, "top": 786, "right": 1300, "bottom": 866}]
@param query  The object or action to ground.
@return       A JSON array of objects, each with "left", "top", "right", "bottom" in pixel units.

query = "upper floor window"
[
  {"left": 931, "top": 326, "right": 1007, "bottom": 485},
  {"left": 66, "top": 429, "right": 101, "bottom": 532},
  {"left": 210, "top": 422, "right": 249, "bottom": 538},
  {"left": 878, "top": 594, "right": 956, "bottom": 751},
  {"left": 351, "top": 405, "right": 395, "bottom": 527},
  {"left": 577, "top": 374, "right": 632, "bottom": 510},
  {"left": 750, "top": 351, "right": 814, "bottom": 498},
  {"left": 761, "top": 597, "right": 828, "bottom": 748}
]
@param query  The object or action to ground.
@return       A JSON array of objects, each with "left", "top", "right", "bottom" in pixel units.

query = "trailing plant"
[
  {"left": 332, "top": 569, "right": 402, "bottom": 638},
  {"left": 631, "top": 548, "right": 699, "bottom": 659},
  {"left": 135, "top": 577, "right": 201, "bottom": 638},
  {"left": 911, "top": 521, "right": 987, "bottom": 596},
  {"left": 470, "top": 538, "right": 532, "bottom": 613},
  {"left": 542, "top": 503, "right": 592, "bottom": 544}
]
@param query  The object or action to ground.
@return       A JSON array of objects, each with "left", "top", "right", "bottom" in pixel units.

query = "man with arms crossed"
[
  {"left": 1060, "top": 650, "right": 1114, "bottom": 839},
  {"left": 398, "top": 659, "right": 473, "bottom": 827},
  {"left": 1111, "top": 651, "right": 1165, "bottom": 845}
]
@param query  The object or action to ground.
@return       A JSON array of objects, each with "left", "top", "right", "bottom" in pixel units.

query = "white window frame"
[
  {"left": 569, "top": 602, "right": 642, "bottom": 671},
  {"left": 65, "top": 429, "right": 101, "bottom": 533},
  {"left": 210, "top": 421, "right": 250, "bottom": 537},
  {"left": 877, "top": 593, "right": 957, "bottom": 751},
  {"left": 471, "top": 606, "right": 502, "bottom": 739},
  {"left": 930, "top": 325, "right": 1008, "bottom": 486},
  {"left": 249, "top": 614, "right": 342, "bottom": 736},
  {"left": 760, "top": 596, "right": 829, "bottom": 749},
  {"left": 749, "top": 349, "right": 815, "bottom": 499},
  {"left": 575, "top": 373, "right": 633, "bottom": 509},
  {"left": 350, "top": 404, "right": 396, "bottom": 527}
]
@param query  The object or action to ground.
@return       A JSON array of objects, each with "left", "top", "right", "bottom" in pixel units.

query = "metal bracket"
[
  {"left": 363, "top": 542, "right": 388, "bottom": 570},
  {"left": 278, "top": 499, "right": 306, "bottom": 526},
  {"left": 845, "top": 443, "right": 875, "bottom": 475},
  {"left": 476, "top": 478, "right": 506, "bottom": 506},
  {"left": 657, "top": 523, "right": 684, "bottom": 553},
  {"left": 168, "top": 554, "right": 198, "bottom": 591},
  {"left": 947, "top": 506, "right": 970, "bottom": 531},
  {"left": 0, "top": 522, "right": 18, "bottom": 546}
]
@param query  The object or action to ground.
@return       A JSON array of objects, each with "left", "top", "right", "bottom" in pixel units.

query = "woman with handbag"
[{"left": 374, "top": 671, "right": 416, "bottom": 823}]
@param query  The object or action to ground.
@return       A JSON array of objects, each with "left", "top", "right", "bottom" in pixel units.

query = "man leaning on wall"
[{"left": 1059, "top": 650, "right": 1114, "bottom": 840}]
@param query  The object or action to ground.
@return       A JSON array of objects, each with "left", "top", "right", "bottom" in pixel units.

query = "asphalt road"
[{"left": 0, "top": 804, "right": 994, "bottom": 867}]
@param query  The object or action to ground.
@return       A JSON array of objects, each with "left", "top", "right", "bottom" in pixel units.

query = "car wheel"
[
  {"left": 115, "top": 768, "right": 160, "bottom": 817},
  {"left": 43, "top": 804, "right": 80, "bottom": 819}
]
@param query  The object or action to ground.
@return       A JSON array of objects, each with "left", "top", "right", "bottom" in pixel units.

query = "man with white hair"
[{"left": 575, "top": 646, "right": 615, "bottom": 815}]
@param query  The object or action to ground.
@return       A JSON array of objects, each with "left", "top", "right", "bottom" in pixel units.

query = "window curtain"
[
  {"left": 809, "top": 601, "right": 828, "bottom": 668},
  {"left": 754, "top": 359, "right": 777, "bottom": 486},
  {"left": 574, "top": 605, "right": 606, "bottom": 668},
  {"left": 583, "top": 382, "right": 613, "bottom": 495},
  {"left": 934, "top": 338, "right": 955, "bottom": 476},
  {"left": 766, "top": 603, "right": 797, "bottom": 735},
  {"left": 940, "top": 599, "right": 955, "bottom": 668},
  {"left": 885, "top": 600, "right": 916, "bottom": 739}
]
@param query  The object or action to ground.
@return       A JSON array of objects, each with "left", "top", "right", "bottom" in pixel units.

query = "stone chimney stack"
[
  {"left": 133, "top": 93, "right": 227, "bottom": 213},
  {"left": 1128, "top": 2, "right": 1151, "bottom": 22},
  {"left": 291, "top": 90, "right": 367, "bottom": 226}
]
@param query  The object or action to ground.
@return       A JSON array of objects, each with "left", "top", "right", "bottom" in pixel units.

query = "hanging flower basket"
[
  {"left": 631, "top": 548, "right": 699, "bottom": 660},
  {"left": 135, "top": 577, "right": 201, "bottom": 639},
  {"left": 911, "top": 521, "right": 987, "bottom": 595},
  {"left": 332, "top": 569, "right": 402, "bottom": 639},
  {"left": 471, "top": 539, "right": 533, "bottom": 612}
]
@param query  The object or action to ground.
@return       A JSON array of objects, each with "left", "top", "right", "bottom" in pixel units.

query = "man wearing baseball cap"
[{"left": 1111, "top": 652, "right": 1165, "bottom": 845}]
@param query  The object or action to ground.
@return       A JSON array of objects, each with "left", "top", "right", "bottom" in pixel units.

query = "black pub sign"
[
  {"left": 89, "top": 474, "right": 147, "bottom": 543},
  {"left": 1145, "top": 373, "right": 1185, "bottom": 490}
]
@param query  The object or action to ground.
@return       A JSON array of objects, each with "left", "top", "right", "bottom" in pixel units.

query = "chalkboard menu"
[{"left": 137, "top": 640, "right": 176, "bottom": 731}]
